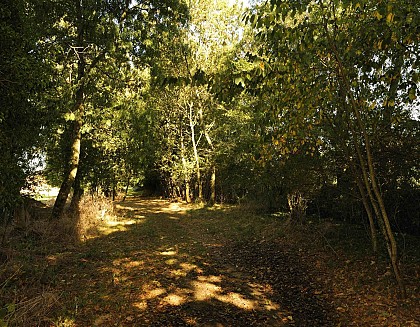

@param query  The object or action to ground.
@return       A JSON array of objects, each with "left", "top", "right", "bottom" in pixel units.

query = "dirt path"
[{"left": 52, "top": 198, "right": 338, "bottom": 326}]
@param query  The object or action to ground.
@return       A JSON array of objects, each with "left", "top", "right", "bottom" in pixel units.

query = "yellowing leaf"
[
  {"left": 391, "top": 32, "right": 398, "bottom": 42},
  {"left": 374, "top": 11, "right": 383, "bottom": 20},
  {"left": 408, "top": 90, "right": 417, "bottom": 101},
  {"left": 386, "top": 12, "right": 394, "bottom": 23},
  {"left": 64, "top": 112, "right": 76, "bottom": 121}
]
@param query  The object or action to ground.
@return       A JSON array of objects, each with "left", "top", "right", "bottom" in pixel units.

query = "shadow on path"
[{"left": 52, "top": 198, "right": 337, "bottom": 326}]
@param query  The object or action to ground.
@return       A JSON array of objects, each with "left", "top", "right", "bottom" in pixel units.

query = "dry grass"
[
  {"left": 73, "top": 196, "right": 117, "bottom": 241},
  {"left": 2, "top": 291, "right": 59, "bottom": 326},
  {"left": 1, "top": 195, "right": 117, "bottom": 247},
  {"left": 0, "top": 195, "right": 118, "bottom": 327}
]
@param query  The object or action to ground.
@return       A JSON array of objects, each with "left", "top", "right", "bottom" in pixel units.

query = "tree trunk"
[
  {"left": 210, "top": 165, "right": 216, "bottom": 204},
  {"left": 352, "top": 76, "right": 406, "bottom": 298},
  {"left": 180, "top": 130, "right": 191, "bottom": 203},
  {"left": 326, "top": 81, "right": 379, "bottom": 254},
  {"left": 52, "top": 3, "right": 85, "bottom": 219},
  {"left": 355, "top": 173, "right": 378, "bottom": 253},
  {"left": 70, "top": 166, "right": 83, "bottom": 210},
  {"left": 199, "top": 108, "right": 216, "bottom": 204},
  {"left": 189, "top": 103, "right": 202, "bottom": 199},
  {"left": 52, "top": 115, "right": 83, "bottom": 219},
  {"left": 122, "top": 174, "right": 130, "bottom": 202},
  {"left": 363, "top": 130, "right": 406, "bottom": 297}
]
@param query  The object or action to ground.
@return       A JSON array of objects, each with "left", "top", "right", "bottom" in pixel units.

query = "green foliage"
[
  {"left": 239, "top": 0, "right": 420, "bottom": 229},
  {"left": 39, "top": 0, "right": 188, "bottom": 199},
  {"left": 0, "top": 0, "right": 54, "bottom": 222}
]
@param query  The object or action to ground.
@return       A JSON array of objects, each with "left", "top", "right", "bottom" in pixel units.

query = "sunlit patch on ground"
[
  {"left": 140, "top": 283, "right": 167, "bottom": 301},
  {"left": 189, "top": 274, "right": 280, "bottom": 311},
  {"left": 96, "top": 218, "right": 139, "bottom": 235},
  {"left": 115, "top": 199, "right": 188, "bottom": 215},
  {"left": 107, "top": 219, "right": 137, "bottom": 226},
  {"left": 169, "top": 261, "right": 203, "bottom": 278},
  {"left": 161, "top": 202, "right": 188, "bottom": 213},
  {"left": 112, "top": 257, "right": 144, "bottom": 269},
  {"left": 160, "top": 249, "right": 177, "bottom": 256},
  {"left": 192, "top": 279, "right": 222, "bottom": 301},
  {"left": 180, "top": 262, "right": 201, "bottom": 273},
  {"left": 217, "top": 292, "right": 256, "bottom": 310},
  {"left": 162, "top": 293, "right": 186, "bottom": 306},
  {"left": 165, "top": 258, "right": 178, "bottom": 265},
  {"left": 132, "top": 301, "right": 148, "bottom": 311}
]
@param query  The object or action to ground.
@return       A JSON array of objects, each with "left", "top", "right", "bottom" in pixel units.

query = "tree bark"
[
  {"left": 189, "top": 102, "right": 202, "bottom": 199},
  {"left": 70, "top": 166, "right": 83, "bottom": 209},
  {"left": 199, "top": 108, "right": 216, "bottom": 204},
  {"left": 210, "top": 165, "right": 216, "bottom": 204},
  {"left": 353, "top": 167, "right": 378, "bottom": 254},
  {"left": 180, "top": 131, "right": 191, "bottom": 203},
  {"left": 52, "top": 108, "right": 83, "bottom": 219},
  {"left": 52, "top": 1, "right": 85, "bottom": 219},
  {"left": 122, "top": 174, "right": 130, "bottom": 202},
  {"left": 363, "top": 128, "right": 406, "bottom": 297}
]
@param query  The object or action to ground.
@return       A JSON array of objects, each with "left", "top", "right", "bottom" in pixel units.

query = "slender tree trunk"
[
  {"left": 52, "top": 2, "right": 85, "bottom": 219},
  {"left": 327, "top": 85, "right": 379, "bottom": 254},
  {"left": 348, "top": 69, "right": 406, "bottom": 298},
  {"left": 210, "top": 166, "right": 216, "bottom": 204},
  {"left": 189, "top": 103, "right": 202, "bottom": 199},
  {"left": 363, "top": 129, "right": 406, "bottom": 297},
  {"left": 322, "top": 10, "right": 406, "bottom": 296},
  {"left": 70, "top": 166, "right": 83, "bottom": 209},
  {"left": 122, "top": 174, "right": 130, "bottom": 202},
  {"left": 199, "top": 108, "right": 216, "bottom": 204},
  {"left": 343, "top": 128, "right": 378, "bottom": 253},
  {"left": 351, "top": 163, "right": 378, "bottom": 253},
  {"left": 180, "top": 131, "right": 191, "bottom": 203},
  {"left": 52, "top": 111, "right": 83, "bottom": 219}
]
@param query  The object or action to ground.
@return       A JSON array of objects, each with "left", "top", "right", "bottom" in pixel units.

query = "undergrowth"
[{"left": 0, "top": 195, "right": 116, "bottom": 327}]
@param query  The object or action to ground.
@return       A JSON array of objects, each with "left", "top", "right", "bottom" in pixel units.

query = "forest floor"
[{"left": 1, "top": 197, "right": 419, "bottom": 326}]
